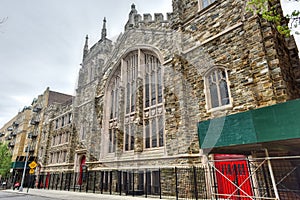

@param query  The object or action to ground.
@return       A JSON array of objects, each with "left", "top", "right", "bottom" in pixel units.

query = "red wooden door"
[
  {"left": 214, "top": 154, "right": 253, "bottom": 199},
  {"left": 45, "top": 172, "right": 50, "bottom": 188},
  {"left": 78, "top": 155, "right": 86, "bottom": 185}
]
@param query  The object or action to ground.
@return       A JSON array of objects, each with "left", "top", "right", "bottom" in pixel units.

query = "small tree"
[
  {"left": 248, "top": 0, "right": 300, "bottom": 37},
  {"left": 0, "top": 142, "right": 12, "bottom": 178}
]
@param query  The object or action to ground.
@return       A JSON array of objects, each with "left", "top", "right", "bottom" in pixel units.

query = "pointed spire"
[
  {"left": 83, "top": 34, "right": 89, "bottom": 60},
  {"left": 101, "top": 17, "right": 107, "bottom": 40}
]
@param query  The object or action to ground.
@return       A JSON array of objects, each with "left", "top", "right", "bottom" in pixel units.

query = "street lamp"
[{"left": 19, "top": 133, "right": 32, "bottom": 192}]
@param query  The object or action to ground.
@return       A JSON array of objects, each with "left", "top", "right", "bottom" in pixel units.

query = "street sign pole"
[
  {"left": 26, "top": 162, "right": 36, "bottom": 193},
  {"left": 27, "top": 175, "right": 31, "bottom": 193}
]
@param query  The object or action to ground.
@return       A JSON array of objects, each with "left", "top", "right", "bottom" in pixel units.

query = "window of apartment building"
[
  {"left": 204, "top": 67, "right": 231, "bottom": 111},
  {"left": 198, "top": 0, "right": 216, "bottom": 10},
  {"left": 56, "top": 152, "right": 60, "bottom": 163},
  {"left": 58, "top": 134, "right": 62, "bottom": 144},
  {"left": 62, "top": 151, "right": 67, "bottom": 162},
  {"left": 50, "top": 153, "right": 53, "bottom": 164},
  {"left": 61, "top": 116, "right": 65, "bottom": 127},
  {"left": 52, "top": 135, "right": 56, "bottom": 146},
  {"left": 55, "top": 119, "right": 59, "bottom": 129},
  {"left": 65, "top": 132, "right": 69, "bottom": 143},
  {"left": 105, "top": 49, "right": 164, "bottom": 153},
  {"left": 55, "top": 135, "right": 58, "bottom": 146},
  {"left": 68, "top": 113, "right": 72, "bottom": 124}
]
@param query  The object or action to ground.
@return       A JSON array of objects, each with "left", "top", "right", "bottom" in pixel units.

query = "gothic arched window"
[
  {"left": 143, "top": 53, "right": 164, "bottom": 149},
  {"left": 108, "top": 68, "right": 120, "bottom": 153},
  {"left": 198, "top": 0, "right": 216, "bottom": 10},
  {"left": 105, "top": 49, "right": 164, "bottom": 154},
  {"left": 124, "top": 53, "right": 138, "bottom": 151},
  {"left": 204, "top": 67, "right": 231, "bottom": 111}
]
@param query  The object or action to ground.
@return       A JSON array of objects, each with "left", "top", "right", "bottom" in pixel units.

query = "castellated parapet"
[{"left": 125, "top": 4, "right": 173, "bottom": 31}]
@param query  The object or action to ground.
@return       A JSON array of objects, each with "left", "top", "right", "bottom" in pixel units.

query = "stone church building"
[{"left": 36, "top": 0, "right": 300, "bottom": 199}]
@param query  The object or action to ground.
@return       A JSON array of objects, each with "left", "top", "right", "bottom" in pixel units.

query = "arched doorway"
[{"left": 78, "top": 155, "right": 86, "bottom": 185}]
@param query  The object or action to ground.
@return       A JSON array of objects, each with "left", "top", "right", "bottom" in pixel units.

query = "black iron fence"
[
  {"left": 37, "top": 166, "right": 209, "bottom": 199},
  {"left": 36, "top": 157, "right": 300, "bottom": 200}
]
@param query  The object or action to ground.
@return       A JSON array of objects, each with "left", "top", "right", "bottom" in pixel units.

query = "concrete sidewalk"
[{"left": 4, "top": 188, "right": 155, "bottom": 200}]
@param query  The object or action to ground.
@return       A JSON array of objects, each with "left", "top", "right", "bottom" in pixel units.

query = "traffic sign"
[
  {"left": 29, "top": 168, "right": 35, "bottom": 174},
  {"left": 29, "top": 161, "right": 37, "bottom": 169}
]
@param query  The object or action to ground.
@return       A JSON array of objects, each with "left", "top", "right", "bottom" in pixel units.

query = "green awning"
[
  {"left": 198, "top": 99, "right": 300, "bottom": 149},
  {"left": 11, "top": 161, "right": 29, "bottom": 169}
]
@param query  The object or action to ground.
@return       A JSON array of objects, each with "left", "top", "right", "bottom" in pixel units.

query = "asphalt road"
[
  {"left": 0, "top": 189, "right": 151, "bottom": 200},
  {"left": 0, "top": 191, "right": 53, "bottom": 200}
]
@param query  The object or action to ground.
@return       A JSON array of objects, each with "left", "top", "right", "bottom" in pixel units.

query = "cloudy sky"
[
  {"left": 0, "top": 0, "right": 172, "bottom": 127},
  {"left": 0, "top": 0, "right": 299, "bottom": 128}
]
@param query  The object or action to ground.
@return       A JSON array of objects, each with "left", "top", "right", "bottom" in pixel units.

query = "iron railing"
[{"left": 35, "top": 157, "right": 300, "bottom": 200}]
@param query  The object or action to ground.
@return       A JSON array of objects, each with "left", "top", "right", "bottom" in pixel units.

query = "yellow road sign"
[
  {"left": 29, "top": 168, "right": 35, "bottom": 174},
  {"left": 29, "top": 161, "right": 37, "bottom": 169}
]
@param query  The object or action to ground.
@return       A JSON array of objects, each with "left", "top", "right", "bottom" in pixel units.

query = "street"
[
  {"left": 0, "top": 191, "right": 53, "bottom": 200},
  {"left": 0, "top": 189, "right": 151, "bottom": 200}
]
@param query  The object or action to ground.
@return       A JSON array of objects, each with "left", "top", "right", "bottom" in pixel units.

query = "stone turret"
[{"left": 125, "top": 4, "right": 138, "bottom": 30}]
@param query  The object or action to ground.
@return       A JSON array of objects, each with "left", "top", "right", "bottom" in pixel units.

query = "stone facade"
[
  {"left": 30, "top": 87, "right": 73, "bottom": 162},
  {"left": 38, "top": 99, "right": 74, "bottom": 173},
  {"left": 89, "top": 0, "right": 299, "bottom": 171},
  {"left": 36, "top": 0, "right": 300, "bottom": 173},
  {"left": 0, "top": 0, "right": 298, "bottom": 197},
  {"left": 18, "top": 2, "right": 296, "bottom": 196}
]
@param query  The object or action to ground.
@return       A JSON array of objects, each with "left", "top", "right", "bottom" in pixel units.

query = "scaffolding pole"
[{"left": 265, "top": 148, "right": 280, "bottom": 200}]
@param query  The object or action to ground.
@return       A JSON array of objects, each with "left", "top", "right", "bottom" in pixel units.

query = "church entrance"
[{"left": 214, "top": 154, "right": 253, "bottom": 199}]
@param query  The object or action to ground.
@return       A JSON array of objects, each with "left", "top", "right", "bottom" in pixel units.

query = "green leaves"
[
  {"left": 247, "top": 0, "right": 300, "bottom": 37},
  {"left": 0, "top": 142, "right": 12, "bottom": 177}
]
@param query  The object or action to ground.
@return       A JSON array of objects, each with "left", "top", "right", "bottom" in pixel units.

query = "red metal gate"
[{"left": 214, "top": 154, "right": 253, "bottom": 199}]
